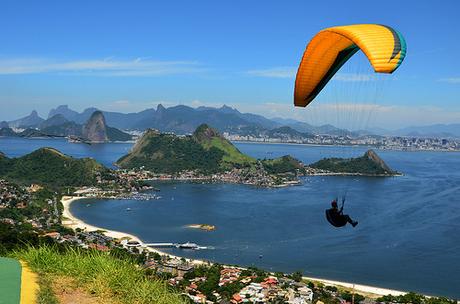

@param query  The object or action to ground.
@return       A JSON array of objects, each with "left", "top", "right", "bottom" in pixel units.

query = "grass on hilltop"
[
  {"left": 13, "top": 245, "right": 187, "bottom": 304},
  {"left": 204, "top": 137, "right": 255, "bottom": 165}
]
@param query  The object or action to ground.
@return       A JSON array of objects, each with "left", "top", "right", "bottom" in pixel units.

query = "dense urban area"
[{"left": 224, "top": 133, "right": 460, "bottom": 152}]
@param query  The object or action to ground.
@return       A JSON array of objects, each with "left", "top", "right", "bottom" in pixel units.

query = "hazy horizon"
[{"left": 4, "top": 102, "right": 460, "bottom": 132}]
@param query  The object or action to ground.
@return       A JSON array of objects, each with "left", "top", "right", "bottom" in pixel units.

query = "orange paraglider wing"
[{"left": 294, "top": 24, "right": 407, "bottom": 107}]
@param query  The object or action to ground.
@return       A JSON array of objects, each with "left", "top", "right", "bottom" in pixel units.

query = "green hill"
[
  {"left": 193, "top": 124, "right": 255, "bottom": 167},
  {"left": 117, "top": 124, "right": 255, "bottom": 174},
  {"left": 0, "top": 147, "right": 108, "bottom": 187},
  {"left": 309, "top": 149, "right": 398, "bottom": 175},
  {"left": 261, "top": 155, "right": 305, "bottom": 174}
]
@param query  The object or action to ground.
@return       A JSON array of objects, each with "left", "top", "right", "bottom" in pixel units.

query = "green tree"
[{"left": 291, "top": 271, "right": 303, "bottom": 282}]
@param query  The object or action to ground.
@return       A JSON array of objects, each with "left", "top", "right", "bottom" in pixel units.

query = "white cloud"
[
  {"left": 246, "top": 66, "right": 377, "bottom": 83},
  {"left": 438, "top": 78, "right": 460, "bottom": 84},
  {"left": 0, "top": 57, "right": 204, "bottom": 76},
  {"left": 246, "top": 67, "right": 297, "bottom": 78}
]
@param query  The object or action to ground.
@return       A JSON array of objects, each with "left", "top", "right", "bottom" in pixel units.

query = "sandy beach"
[
  {"left": 62, "top": 196, "right": 142, "bottom": 241},
  {"left": 61, "top": 195, "right": 407, "bottom": 297},
  {"left": 61, "top": 196, "right": 203, "bottom": 264}
]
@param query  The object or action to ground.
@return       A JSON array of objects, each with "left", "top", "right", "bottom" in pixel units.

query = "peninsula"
[{"left": 116, "top": 124, "right": 306, "bottom": 187}]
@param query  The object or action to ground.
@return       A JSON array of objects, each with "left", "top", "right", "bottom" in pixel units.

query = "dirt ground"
[{"left": 52, "top": 276, "right": 117, "bottom": 304}]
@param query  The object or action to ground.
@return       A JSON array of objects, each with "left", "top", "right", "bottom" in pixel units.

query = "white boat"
[{"left": 177, "top": 242, "right": 199, "bottom": 249}]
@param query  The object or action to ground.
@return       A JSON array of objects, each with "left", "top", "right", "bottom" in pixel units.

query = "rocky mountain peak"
[
  {"left": 219, "top": 104, "right": 239, "bottom": 114},
  {"left": 82, "top": 111, "right": 109, "bottom": 142},
  {"left": 48, "top": 105, "right": 75, "bottom": 119},
  {"left": 365, "top": 149, "right": 393, "bottom": 173},
  {"left": 193, "top": 124, "right": 221, "bottom": 141},
  {"left": 157, "top": 104, "right": 166, "bottom": 112},
  {"left": 7, "top": 110, "right": 44, "bottom": 128}
]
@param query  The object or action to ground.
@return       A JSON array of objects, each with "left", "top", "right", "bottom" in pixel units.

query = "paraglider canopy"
[{"left": 294, "top": 24, "right": 407, "bottom": 107}]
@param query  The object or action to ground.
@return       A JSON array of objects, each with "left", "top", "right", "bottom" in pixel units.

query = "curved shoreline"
[
  {"left": 61, "top": 195, "right": 407, "bottom": 297},
  {"left": 61, "top": 196, "right": 198, "bottom": 263}
]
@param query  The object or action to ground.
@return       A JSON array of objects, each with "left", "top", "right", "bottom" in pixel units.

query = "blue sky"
[{"left": 0, "top": 0, "right": 459, "bottom": 128}]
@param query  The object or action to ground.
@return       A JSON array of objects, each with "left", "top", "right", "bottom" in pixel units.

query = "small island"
[
  {"left": 308, "top": 149, "right": 399, "bottom": 176},
  {"left": 187, "top": 224, "right": 216, "bottom": 231}
]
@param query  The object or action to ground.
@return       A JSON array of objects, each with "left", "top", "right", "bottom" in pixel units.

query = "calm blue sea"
[{"left": 1, "top": 138, "right": 459, "bottom": 298}]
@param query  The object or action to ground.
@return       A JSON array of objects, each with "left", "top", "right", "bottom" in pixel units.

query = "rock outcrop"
[
  {"left": 82, "top": 111, "right": 109, "bottom": 143},
  {"left": 364, "top": 149, "right": 393, "bottom": 173}
]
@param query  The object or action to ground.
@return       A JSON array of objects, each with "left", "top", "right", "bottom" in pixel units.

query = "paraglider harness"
[{"left": 325, "top": 197, "right": 348, "bottom": 227}]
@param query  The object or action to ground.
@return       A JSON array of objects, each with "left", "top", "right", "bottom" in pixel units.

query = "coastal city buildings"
[{"left": 224, "top": 133, "right": 460, "bottom": 152}]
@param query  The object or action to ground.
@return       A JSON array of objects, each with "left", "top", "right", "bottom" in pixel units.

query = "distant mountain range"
[
  {"left": 369, "top": 124, "right": 460, "bottom": 138},
  {"left": 7, "top": 104, "right": 351, "bottom": 137},
  {"left": 8, "top": 110, "right": 44, "bottom": 128},
  {"left": 3, "top": 110, "right": 132, "bottom": 142},
  {"left": 5, "top": 104, "right": 460, "bottom": 138}
]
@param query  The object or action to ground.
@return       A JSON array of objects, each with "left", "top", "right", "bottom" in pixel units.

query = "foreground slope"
[{"left": 14, "top": 245, "right": 186, "bottom": 304}]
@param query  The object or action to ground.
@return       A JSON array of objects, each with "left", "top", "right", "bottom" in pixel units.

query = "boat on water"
[
  {"left": 126, "top": 207, "right": 132, "bottom": 211},
  {"left": 176, "top": 242, "right": 200, "bottom": 249}
]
